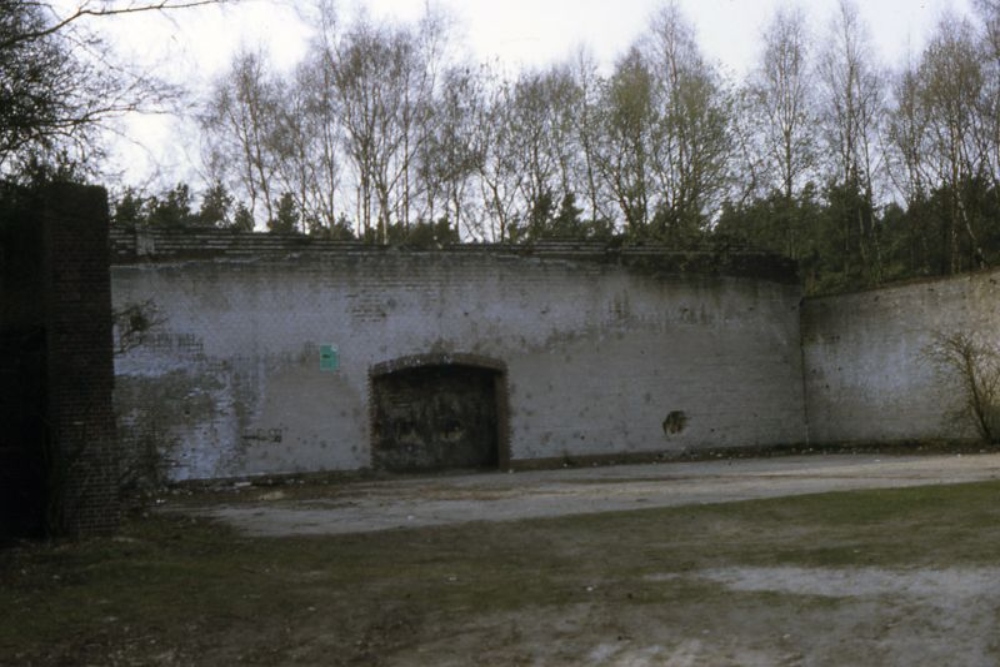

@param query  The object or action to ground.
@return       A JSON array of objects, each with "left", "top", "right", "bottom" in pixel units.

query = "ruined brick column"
[{"left": 41, "top": 183, "right": 120, "bottom": 536}]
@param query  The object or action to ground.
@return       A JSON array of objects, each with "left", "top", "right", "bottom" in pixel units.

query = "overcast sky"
[
  {"left": 360, "top": 0, "right": 975, "bottom": 75},
  {"left": 89, "top": 0, "right": 977, "bottom": 188}
]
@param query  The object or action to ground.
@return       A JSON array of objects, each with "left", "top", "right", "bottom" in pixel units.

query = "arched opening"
[{"left": 370, "top": 355, "right": 508, "bottom": 472}]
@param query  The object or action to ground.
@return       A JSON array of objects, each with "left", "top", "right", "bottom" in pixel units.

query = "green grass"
[{"left": 3, "top": 481, "right": 1000, "bottom": 665}]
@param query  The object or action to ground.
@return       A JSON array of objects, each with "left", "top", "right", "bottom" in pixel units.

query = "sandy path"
[{"left": 191, "top": 453, "right": 1000, "bottom": 537}]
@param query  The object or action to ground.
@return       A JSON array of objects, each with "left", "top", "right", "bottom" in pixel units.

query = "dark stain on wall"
[
  {"left": 372, "top": 364, "right": 501, "bottom": 471},
  {"left": 663, "top": 410, "right": 688, "bottom": 435}
]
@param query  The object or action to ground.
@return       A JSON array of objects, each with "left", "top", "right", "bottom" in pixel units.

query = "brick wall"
[
  {"left": 105, "top": 225, "right": 1000, "bottom": 483},
  {"left": 111, "top": 233, "right": 807, "bottom": 480},
  {"left": 0, "top": 187, "right": 47, "bottom": 538},
  {"left": 43, "top": 184, "right": 119, "bottom": 535},
  {"left": 0, "top": 183, "right": 118, "bottom": 539},
  {"left": 802, "top": 271, "right": 1000, "bottom": 445}
]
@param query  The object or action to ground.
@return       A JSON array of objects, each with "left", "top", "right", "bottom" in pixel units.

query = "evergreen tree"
[{"left": 268, "top": 192, "right": 300, "bottom": 234}]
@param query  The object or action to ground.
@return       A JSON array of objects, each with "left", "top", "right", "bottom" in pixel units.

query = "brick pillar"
[
  {"left": 0, "top": 187, "right": 48, "bottom": 539},
  {"left": 42, "top": 183, "right": 120, "bottom": 536}
]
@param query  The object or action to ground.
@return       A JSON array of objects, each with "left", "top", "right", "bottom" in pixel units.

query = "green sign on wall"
[{"left": 319, "top": 344, "right": 339, "bottom": 371}]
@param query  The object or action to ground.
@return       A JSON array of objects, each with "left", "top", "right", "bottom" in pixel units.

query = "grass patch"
[{"left": 3, "top": 481, "right": 1000, "bottom": 665}]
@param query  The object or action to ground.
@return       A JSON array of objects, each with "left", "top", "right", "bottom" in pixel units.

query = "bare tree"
[
  {"left": 818, "top": 0, "right": 884, "bottom": 192},
  {"left": 595, "top": 46, "right": 656, "bottom": 235},
  {"left": 324, "top": 9, "right": 451, "bottom": 242},
  {"left": 916, "top": 15, "right": 987, "bottom": 273},
  {"left": 328, "top": 17, "right": 394, "bottom": 241},
  {"left": 399, "top": 7, "right": 454, "bottom": 228},
  {"left": 568, "top": 47, "right": 613, "bottom": 227},
  {"left": 971, "top": 0, "right": 1000, "bottom": 218},
  {"left": 201, "top": 47, "right": 283, "bottom": 226},
  {"left": 641, "top": 2, "right": 734, "bottom": 242},
  {"left": 817, "top": 0, "right": 886, "bottom": 283},
  {"left": 887, "top": 59, "right": 931, "bottom": 208},
  {"left": 0, "top": 1, "right": 223, "bottom": 174},
  {"left": 473, "top": 68, "right": 524, "bottom": 242},
  {"left": 269, "top": 49, "right": 344, "bottom": 234},
  {"left": 2, "top": 1, "right": 222, "bottom": 50},
  {"left": 418, "top": 64, "right": 484, "bottom": 238},
  {"left": 506, "top": 65, "right": 581, "bottom": 239},
  {"left": 925, "top": 331, "right": 1000, "bottom": 444},
  {"left": 746, "top": 6, "right": 816, "bottom": 201}
]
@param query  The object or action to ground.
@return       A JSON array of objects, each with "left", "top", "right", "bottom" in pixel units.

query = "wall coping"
[{"left": 109, "top": 226, "right": 800, "bottom": 284}]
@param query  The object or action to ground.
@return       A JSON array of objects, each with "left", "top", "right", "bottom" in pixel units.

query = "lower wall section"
[
  {"left": 802, "top": 270, "right": 1000, "bottom": 445},
  {"left": 113, "top": 251, "right": 808, "bottom": 480}
]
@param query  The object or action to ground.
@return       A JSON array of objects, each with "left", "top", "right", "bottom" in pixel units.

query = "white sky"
[
  {"left": 112, "top": 0, "right": 979, "bottom": 74},
  {"left": 87, "top": 0, "right": 977, "bottom": 189},
  {"left": 359, "top": 0, "right": 976, "bottom": 75}
]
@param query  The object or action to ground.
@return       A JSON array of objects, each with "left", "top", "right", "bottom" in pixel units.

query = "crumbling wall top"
[{"left": 109, "top": 226, "right": 799, "bottom": 285}]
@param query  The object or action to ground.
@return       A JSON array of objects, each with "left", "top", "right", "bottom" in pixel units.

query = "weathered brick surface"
[
  {"left": 112, "top": 234, "right": 807, "bottom": 480},
  {"left": 0, "top": 184, "right": 118, "bottom": 539},
  {"left": 108, "top": 226, "right": 799, "bottom": 283},
  {"left": 802, "top": 272, "right": 1000, "bottom": 445},
  {"left": 43, "top": 184, "right": 119, "bottom": 535},
  {"left": 106, "top": 226, "right": 1000, "bottom": 479}
]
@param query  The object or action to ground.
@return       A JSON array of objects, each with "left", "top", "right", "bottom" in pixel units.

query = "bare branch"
[
  {"left": 3, "top": 1, "right": 228, "bottom": 50},
  {"left": 924, "top": 330, "right": 1000, "bottom": 444}
]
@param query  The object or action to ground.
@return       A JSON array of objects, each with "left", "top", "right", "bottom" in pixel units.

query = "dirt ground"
[
  {"left": 193, "top": 453, "right": 1000, "bottom": 536},
  {"left": 165, "top": 453, "right": 1000, "bottom": 666}
]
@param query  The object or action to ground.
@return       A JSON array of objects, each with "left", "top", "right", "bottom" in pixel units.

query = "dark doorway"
[{"left": 372, "top": 363, "right": 502, "bottom": 472}]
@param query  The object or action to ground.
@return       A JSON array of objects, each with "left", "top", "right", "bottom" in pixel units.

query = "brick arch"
[{"left": 369, "top": 353, "right": 510, "bottom": 471}]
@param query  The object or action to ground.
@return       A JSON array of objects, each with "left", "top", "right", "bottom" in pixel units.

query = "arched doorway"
[{"left": 370, "top": 355, "right": 508, "bottom": 472}]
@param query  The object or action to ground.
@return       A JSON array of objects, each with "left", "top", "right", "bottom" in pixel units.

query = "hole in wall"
[{"left": 663, "top": 410, "right": 687, "bottom": 435}]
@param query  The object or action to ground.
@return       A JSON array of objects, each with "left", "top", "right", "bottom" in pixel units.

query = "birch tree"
[
  {"left": 747, "top": 7, "right": 816, "bottom": 201},
  {"left": 643, "top": 3, "right": 733, "bottom": 242},
  {"left": 917, "top": 15, "right": 987, "bottom": 272},
  {"left": 473, "top": 70, "right": 523, "bottom": 242},
  {"left": 201, "top": 48, "right": 283, "bottom": 226},
  {"left": 817, "top": 0, "right": 886, "bottom": 284},
  {"left": 596, "top": 47, "right": 656, "bottom": 235}
]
